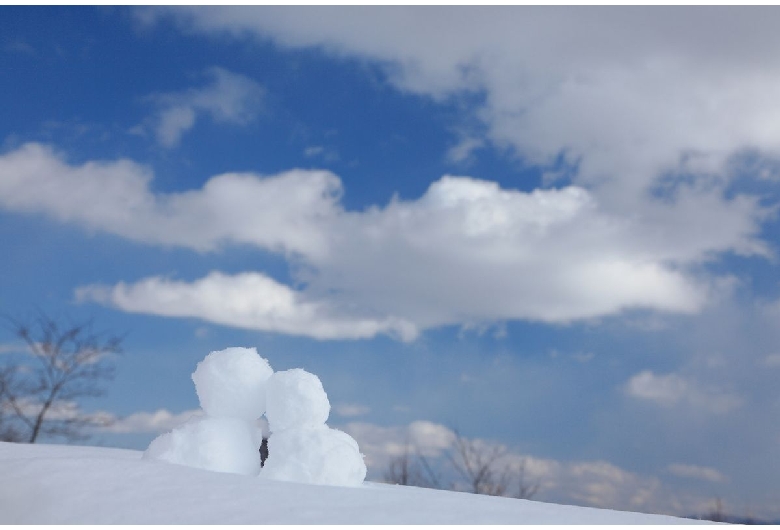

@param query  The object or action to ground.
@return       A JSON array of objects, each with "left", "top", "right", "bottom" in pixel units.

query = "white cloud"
[
  {"left": 0, "top": 343, "right": 24, "bottom": 355},
  {"left": 571, "top": 352, "right": 595, "bottom": 363},
  {"left": 304, "top": 145, "right": 340, "bottom": 162},
  {"left": 445, "top": 137, "right": 483, "bottom": 164},
  {"left": 0, "top": 142, "right": 766, "bottom": 339},
  {"left": 1, "top": 398, "right": 114, "bottom": 427},
  {"left": 0, "top": 143, "right": 339, "bottom": 255},
  {"left": 101, "top": 409, "right": 202, "bottom": 434},
  {"left": 139, "top": 8, "right": 780, "bottom": 326},
  {"left": 75, "top": 271, "right": 418, "bottom": 342},
  {"left": 4, "top": 39, "right": 36, "bottom": 55},
  {"left": 625, "top": 371, "right": 689, "bottom": 406},
  {"left": 145, "top": 7, "right": 780, "bottom": 195},
  {"left": 625, "top": 370, "right": 743, "bottom": 414},
  {"left": 667, "top": 463, "right": 727, "bottom": 484},
  {"left": 156, "top": 106, "right": 196, "bottom": 147},
  {"left": 342, "top": 421, "right": 456, "bottom": 468},
  {"left": 763, "top": 354, "right": 780, "bottom": 367},
  {"left": 333, "top": 403, "right": 371, "bottom": 418},
  {"left": 304, "top": 146, "right": 324, "bottom": 157},
  {"left": 144, "top": 67, "right": 264, "bottom": 147},
  {"left": 307, "top": 176, "right": 750, "bottom": 329}
]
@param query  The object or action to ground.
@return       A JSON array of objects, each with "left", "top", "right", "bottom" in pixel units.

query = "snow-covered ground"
[{"left": 0, "top": 442, "right": 708, "bottom": 524}]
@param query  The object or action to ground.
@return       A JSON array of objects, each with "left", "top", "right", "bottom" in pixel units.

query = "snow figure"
[
  {"left": 143, "top": 347, "right": 366, "bottom": 486},
  {"left": 143, "top": 347, "right": 273, "bottom": 476},
  {"left": 262, "top": 369, "right": 367, "bottom": 486}
]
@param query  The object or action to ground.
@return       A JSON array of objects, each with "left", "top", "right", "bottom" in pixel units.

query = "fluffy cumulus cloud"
[
  {"left": 0, "top": 143, "right": 339, "bottom": 255},
  {"left": 143, "top": 67, "right": 264, "bottom": 147},
  {"left": 0, "top": 142, "right": 768, "bottom": 339},
  {"left": 57, "top": 4, "right": 775, "bottom": 340},
  {"left": 2, "top": 8, "right": 779, "bottom": 340},
  {"left": 144, "top": 7, "right": 780, "bottom": 189},
  {"left": 137, "top": 7, "right": 780, "bottom": 286},
  {"left": 75, "top": 271, "right": 417, "bottom": 342}
]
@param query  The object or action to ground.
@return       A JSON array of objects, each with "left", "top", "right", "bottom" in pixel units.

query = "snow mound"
[
  {"left": 191, "top": 346, "right": 273, "bottom": 420},
  {"left": 144, "top": 416, "right": 262, "bottom": 476},
  {"left": 144, "top": 347, "right": 366, "bottom": 487},
  {"left": 266, "top": 368, "right": 330, "bottom": 431}
]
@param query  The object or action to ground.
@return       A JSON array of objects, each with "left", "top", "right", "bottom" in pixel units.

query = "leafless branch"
[
  {"left": 0, "top": 313, "right": 122, "bottom": 443},
  {"left": 382, "top": 427, "right": 540, "bottom": 501}
]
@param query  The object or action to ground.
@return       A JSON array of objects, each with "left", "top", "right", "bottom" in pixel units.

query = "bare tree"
[
  {"left": 447, "top": 429, "right": 538, "bottom": 499},
  {"left": 383, "top": 428, "right": 540, "bottom": 500},
  {"left": 702, "top": 498, "right": 726, "bottom": 523},
  {"left": 515, "top": 458, "right": 540, "bottom": 500},
  {"left": 383, "top": 441, "right": 441, "bottom": 489},
  {"left": 448, "top": 429, "right": 512, "bottom": 495},
  {"left": 384, "top": 446, "right": 417, "bottom": 485},
  {"left": 0, "top": 313, "right": 122, "bottom": 443}
]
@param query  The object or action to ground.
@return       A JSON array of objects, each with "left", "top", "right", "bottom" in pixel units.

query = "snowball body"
[
  {"left": 262, "top": 425, "right": 366, "bottom": 486},
  {"left": 143, "top": 416, "right": 262, "bottom": 476},
  {"left": 265, "top": 369, "right": 330, "bottom": 431},
  {"left": 192, "top": 347, "right": 273, "bottom": 420}
]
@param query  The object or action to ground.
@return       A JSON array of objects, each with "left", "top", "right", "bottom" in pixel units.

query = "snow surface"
[{"left": 0, "top": 442, "right": 708, "bottom": 524}]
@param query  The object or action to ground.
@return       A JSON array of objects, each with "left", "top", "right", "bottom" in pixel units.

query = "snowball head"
[
  {"left": 143, "top": 416, "right": 262, "bottom": 476},
  {"left": 262, "top": 425, "right": 366, "bottom": 487},
  {"left": 191, "top": 347, "right": 274, "bottom": 420},
  {"left": 265, "top": 369, "right": 330, "bottom": 431}
]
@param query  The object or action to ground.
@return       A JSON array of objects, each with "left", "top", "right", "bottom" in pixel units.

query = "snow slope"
[{"left": 0, "top": 442, "right": 707, "bottom": 524}]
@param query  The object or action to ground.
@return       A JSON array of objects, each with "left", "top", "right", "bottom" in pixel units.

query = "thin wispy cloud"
[
  {"left": 445, "top": 136, "right": 483, "bottom": 164},
  {"left": 304, "top": 145, "right": 339, "bottom": 162},
  {"left": 101, "top": 409, "right": 203, "bottom": 434},
  {"left": 0, "top": 343, "right": 24, "bottom": 355},
  {"left": 3, "top": 38, "right": 36, "bottom": 55},
  {"left": 625, "top": 370, "right": 743, "bottom": 414},
  {"left": 667, "top": 463, "right": 728, "bottom": 484},
  {"left": 333, "top": 403, "right": 371, "bottom": 418},
  {"left": 143, "top": 67, "right": 264, "bottom": 147}
]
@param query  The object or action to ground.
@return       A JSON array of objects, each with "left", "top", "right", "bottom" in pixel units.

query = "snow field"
[
  {"left": 0, "top": 442, "right": 706, "bottom": 524},
  {"left": 142, "top": 347, "right": 366, "bottom": 486}
]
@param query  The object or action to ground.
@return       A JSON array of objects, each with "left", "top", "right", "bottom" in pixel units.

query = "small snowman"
[
  {"left": 143, "top": 347, "right": 273, "bottom": 476},
  {"left": 262, "top": 368, "right": 367, "bottom": 487}
]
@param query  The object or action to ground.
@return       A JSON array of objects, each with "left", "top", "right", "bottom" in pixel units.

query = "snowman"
[
  {"left": 143, "top": 347, "right": 273, "bottom": 476},
  {"left": 261, "top": 368, "right": 367, "bottom": 487}
]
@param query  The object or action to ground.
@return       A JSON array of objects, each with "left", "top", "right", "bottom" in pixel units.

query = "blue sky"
[{"left": 2, "top": 6, "right": 780, "bottom": 518}]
